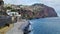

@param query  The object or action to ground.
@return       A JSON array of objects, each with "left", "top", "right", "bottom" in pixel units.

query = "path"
[{"left": 6, "top": 19, "right": 29, "bottom": 34}]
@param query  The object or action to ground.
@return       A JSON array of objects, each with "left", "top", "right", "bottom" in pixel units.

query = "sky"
[
  {"left": 4, "top": 0, "right": 60, "bottom": 16},
  {"left": 4, "top": 0, "right": 40, "bottom": 5}
]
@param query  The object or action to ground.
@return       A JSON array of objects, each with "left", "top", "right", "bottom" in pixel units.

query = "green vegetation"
[
  {"left": 5, "top": 6, "right": 12, "bottom": 10},
  {"left": 11, "top": 9, "right": 17, "bottom": 12}
]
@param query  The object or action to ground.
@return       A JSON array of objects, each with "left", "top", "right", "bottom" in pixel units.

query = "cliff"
[{"left": 18, "top": 3, "right": 58, "bottom": 19}]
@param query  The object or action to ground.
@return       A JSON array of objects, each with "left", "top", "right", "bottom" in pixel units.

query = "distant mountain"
[
  {"left": 32, "top": 3, "right": 45, "bottom": 6},
  {"left": 17, "top": 3, "right": 58, "bottom": 19}
]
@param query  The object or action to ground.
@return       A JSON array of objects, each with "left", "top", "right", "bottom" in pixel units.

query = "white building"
[{"left": 6, "top": 10, "right": 21, "bottom": 17}]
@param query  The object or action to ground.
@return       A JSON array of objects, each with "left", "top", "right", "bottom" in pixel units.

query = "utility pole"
[{"left": 0, "top": 0, "right": 4, "bottom": 11}]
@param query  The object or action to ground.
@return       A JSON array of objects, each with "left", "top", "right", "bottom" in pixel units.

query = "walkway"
[{"left": 6, "top": 19, "right": 29, "bottom": 34}]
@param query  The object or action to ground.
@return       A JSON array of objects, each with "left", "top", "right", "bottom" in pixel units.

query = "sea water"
[{"left": 29, "top": 17, "right": 60, "bottom": 34}]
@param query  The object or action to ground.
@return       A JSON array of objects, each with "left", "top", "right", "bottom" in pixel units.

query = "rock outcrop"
[{"left": 19, "top": 3, "right": 58, "bottom": 19}]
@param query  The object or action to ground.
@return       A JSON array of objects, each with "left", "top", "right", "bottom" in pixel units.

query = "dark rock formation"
[{"left": 19, "top": 3, "right": 58, "bottom": 19}]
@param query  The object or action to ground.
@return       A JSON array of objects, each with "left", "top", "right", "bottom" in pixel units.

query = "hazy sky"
[
  {"left": 4, "top": 0, "right": 60, "bottom": 16},
  {"left": 4, "top": 0, "right": 40, "bottom": 5}
]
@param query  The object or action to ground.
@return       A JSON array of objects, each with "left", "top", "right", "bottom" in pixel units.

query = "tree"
[{"left": 5, "top": 6, "right": 12, "bottom": 10}]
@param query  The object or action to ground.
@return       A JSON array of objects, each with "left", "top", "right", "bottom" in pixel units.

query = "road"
[{"left": 6, "top": 19, "right": 29, "bottom": 34}]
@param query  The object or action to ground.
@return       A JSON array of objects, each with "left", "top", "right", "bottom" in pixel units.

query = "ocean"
[{"left": 29, "top": 17, "right": 60, "bottom": 34}]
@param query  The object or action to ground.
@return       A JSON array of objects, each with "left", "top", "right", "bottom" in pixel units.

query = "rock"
[
  {"left": 19, "top": 3, "right": 58, "bottom": 19},
  {"left": 32, "top": 3, "right": 58, "bottom": 18}
]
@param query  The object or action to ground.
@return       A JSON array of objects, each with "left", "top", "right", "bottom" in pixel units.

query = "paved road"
[{"left": 6, "top": 19, "right": 29, "bottom": 34}]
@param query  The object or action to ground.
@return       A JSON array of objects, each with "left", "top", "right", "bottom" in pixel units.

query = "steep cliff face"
[
  {"left": 19, "top": 3, "right": 58, "bottom": 19},
  {"left": 32, "top": 3, "right": 58, "bottom": 18}
]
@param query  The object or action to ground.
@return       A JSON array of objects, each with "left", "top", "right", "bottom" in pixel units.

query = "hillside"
[{"left": 19, "top": 3, "right": 58, "bottom": 19}]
